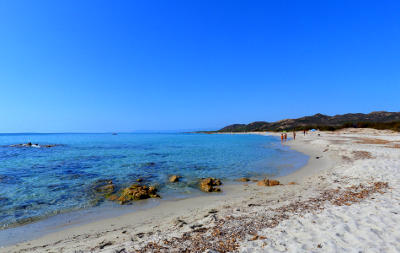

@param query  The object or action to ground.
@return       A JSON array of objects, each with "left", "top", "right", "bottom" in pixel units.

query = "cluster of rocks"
[
  {"left": 117, "top": 184, "right": 160, "bottom": 204},
  {"left": 92, "top": 175, "right": 289, "bottom": 205},
  {"left": 91, "top": 175, "right": 185, "bottom": 205},
  {"left": 199, "top": 177, "right": 222, "bottom": 192}
]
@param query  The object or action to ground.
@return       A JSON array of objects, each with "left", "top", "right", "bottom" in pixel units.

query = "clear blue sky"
[{"left": 0, "top": 0, "right": 399, "bottom": 132}]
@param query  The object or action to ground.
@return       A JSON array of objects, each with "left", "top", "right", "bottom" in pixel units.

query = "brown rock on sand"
[
  {"left": 237, "top": 178, "right": 250, "bottom": 182},
  {"left": 268, "top": 180, "right": 280, "bottom": 186},
  {"left": 288, "top": 182, "right": 296, "bottom": 185},
  {"left": 200, "top": 178, "right": 222, "bottom": 192},
  {"left": 257, "top": 180, "right": 268, "bottom": 186},
  {"left": 257, "top": 178, "right": 280, "bottom": 187}
]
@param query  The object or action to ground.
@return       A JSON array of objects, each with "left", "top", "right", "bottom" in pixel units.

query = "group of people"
[
  {"left": 281, "top": 130, "right": 301, "bottom": 142},
  {"left": 280, "top": 132, "right": 288, "bottom": 141}
]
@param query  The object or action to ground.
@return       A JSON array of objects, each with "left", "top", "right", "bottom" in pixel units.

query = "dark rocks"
[
  {"left": 10, "top": 142, "right": 36, "bottom": 147},
  {"left": 43, "top": 144, "right": 57, "bottom": 148},
  {"left": 200, "top": 178, "right": 222, "bottom": 192},
  {"left": 9, "top": 143, "right": 58, "bottom": 148},
  {"left": 237, "top": 177, "right": 250, "bottom": 182},
  {"left": 99, "top": 240, "right": 113, "bottom": 249}
]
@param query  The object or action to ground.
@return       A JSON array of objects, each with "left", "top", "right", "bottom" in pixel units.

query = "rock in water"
[
  {"left": 199, "top": 178, "right": 222, "bottom": 192},
  {"left": 43, "top": 144, "right": 57, "bottom": 148},
  {"left": 237, "top": 177, "right": 250, "bottom": 182},
  {"left": 107, "top": 195, "right": 118, "bottom": 201},
  {"left": 169, "top": 175, "right": 180, "bottom": 183},
  {"left": 117, "top": 184, "right": 160, "bottom": 204},
  {"left": 93, "top": 180, "right": 115, "bottom": 195},
  {"left": 9, "top": 143, "right": 58, "bottom": 148}
]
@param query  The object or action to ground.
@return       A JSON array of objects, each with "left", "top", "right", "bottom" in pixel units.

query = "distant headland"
[{"left": 209, "top": 111, "right": 400, "bottom": 133}]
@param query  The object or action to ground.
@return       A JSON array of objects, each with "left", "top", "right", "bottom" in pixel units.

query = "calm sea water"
[{"left": 0, "top": 133, "right": 308, "bottom": 229}]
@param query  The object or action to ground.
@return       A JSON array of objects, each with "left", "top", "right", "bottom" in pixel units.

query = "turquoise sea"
[{"left": 0, "top": 133, "right": 308, "bottom": 233}]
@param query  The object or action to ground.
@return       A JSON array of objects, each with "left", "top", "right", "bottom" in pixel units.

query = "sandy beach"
[{"left": 2, "top": 128, "right": 400, "bottom": 252}]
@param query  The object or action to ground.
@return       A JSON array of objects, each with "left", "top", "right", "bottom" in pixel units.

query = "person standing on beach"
[
  {"left": 303, "top": 130, "right": 306, "bottom": 136},
  {"left": 281, "top": 134, "right": 284, "bottom": 142},
  {"left": 284, "top": 133, "right": 287, "bottom": 141},
  {"left": 293, "top": 131, "right": 296, "bottom": 140}
]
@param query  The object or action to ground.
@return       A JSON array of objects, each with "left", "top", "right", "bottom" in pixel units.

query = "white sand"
[
  {"left": 241, "top": 129, "right": 400, "bottom": 252},
  {"left": 2, "top": 128, "right": 400, "bottom": 252}
]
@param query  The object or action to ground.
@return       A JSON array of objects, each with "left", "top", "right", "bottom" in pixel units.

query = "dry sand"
[{"left": 2, "top": 128, "right": 400, "bottom": 252}]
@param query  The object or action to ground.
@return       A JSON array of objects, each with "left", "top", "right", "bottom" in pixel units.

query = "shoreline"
[
  {"left": 3, "top": 128, "right": 399, "bottom": 252},
  {"left": 1, "top": 132, "right": 325, "bottom": 252},
  {"left": 0, "top": 132, "right": 305, "bottom": 236}
]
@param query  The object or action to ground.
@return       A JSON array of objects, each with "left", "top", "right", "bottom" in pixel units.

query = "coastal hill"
[{"left": 218, "top": 111, "right": 400, "bottom": 132}]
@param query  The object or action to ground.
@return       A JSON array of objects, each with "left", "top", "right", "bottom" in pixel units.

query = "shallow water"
[{"left": 0, "top": 133, "right": 307, "bottom": 231}]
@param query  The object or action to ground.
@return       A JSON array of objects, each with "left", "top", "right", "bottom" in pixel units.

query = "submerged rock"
[
  {"left": 9, "top": 143, "right": 58, "bottom": 148},
  {"left": 93, "top": 179, "right": 115, "bottom": 196},
  {"left": 199, "top": 178, "right": 222, "bottom": 192},
  {"left": 237, "top": 177, "right": 250, "bottom": 182},
  {"left": 169, "top": 175, "right": 181, "bottom": 183},
  {"left": 107, "top": 194, "right": 118, "bottom": 201},
  {"left": 117, "top": 184, "right": 160, "bottom": 204},
  {"left": 43, "top": 144, "right": 57, "bottom": 148},
  {"left": 97, "top": 184, "right": 114, "bottom": 193},
  {"left": 257, "top": 178, "right": 280, "bottom": 187}
]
